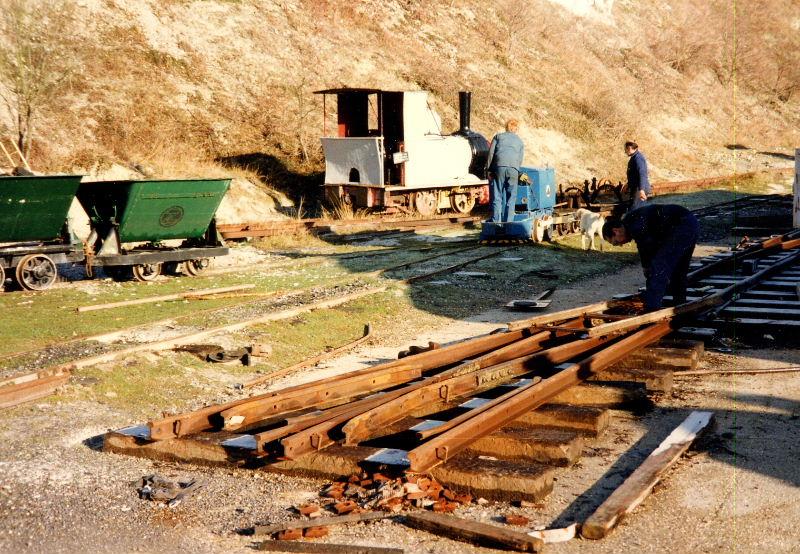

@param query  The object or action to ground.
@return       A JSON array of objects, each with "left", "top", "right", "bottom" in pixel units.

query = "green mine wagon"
[
  {"left": 0, "top": 175, "right": 83, "bottom": 242},
  {"left": 76, "top": 178, "right": 230, "bottom": 243},
  {"left": 0, "top": 175, "right": 85, "bottom": 291},
  {"left": 76, "top": 178, "right": 231, "bottom": 282}
]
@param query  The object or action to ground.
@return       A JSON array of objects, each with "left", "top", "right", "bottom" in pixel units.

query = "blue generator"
[{"left": 479, "top": 167, "right": 557, "bottom": 243}]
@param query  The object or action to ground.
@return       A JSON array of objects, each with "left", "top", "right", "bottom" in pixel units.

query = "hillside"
[{"left": 1, "top": 0, "right": 798, "bottom": 215}]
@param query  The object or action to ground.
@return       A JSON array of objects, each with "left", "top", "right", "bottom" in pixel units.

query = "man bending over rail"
[{"left": 602, "top": 204, "right": 699, "bottom": 312}]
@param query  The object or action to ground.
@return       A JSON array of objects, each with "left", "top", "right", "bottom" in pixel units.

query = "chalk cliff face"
[{"left": 2, "top": 0, "right": 798, "bottom": 198}]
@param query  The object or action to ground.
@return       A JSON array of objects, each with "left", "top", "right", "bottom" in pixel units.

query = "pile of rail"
[{"left": 102, "top": 233, "right": 800, "bottom": 488}]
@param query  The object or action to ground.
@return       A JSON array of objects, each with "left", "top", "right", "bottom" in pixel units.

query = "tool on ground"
[{"left": 505, "top": 288, "right": 555, "bottom": 311}]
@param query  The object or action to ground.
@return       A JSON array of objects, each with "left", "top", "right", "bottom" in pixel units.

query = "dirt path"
[{"left": 1, "top": 245, "right": 799, "bottom": 553}]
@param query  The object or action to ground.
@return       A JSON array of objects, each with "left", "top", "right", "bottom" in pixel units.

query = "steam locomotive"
[{"left": 315, "top": 88, "right": 489, "bottom": 216}]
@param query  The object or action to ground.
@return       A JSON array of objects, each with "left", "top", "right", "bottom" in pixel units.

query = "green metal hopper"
[
  {"left": 76, "top": 179, "right": 230, "bottom": 243},
  {"left": 0, "top": 175, "right": 83, "bottom": 242}
]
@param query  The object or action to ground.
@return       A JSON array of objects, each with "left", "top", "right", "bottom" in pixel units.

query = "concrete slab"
[
  {"left": 466, "top": 425, "right": 584, "bottom": 466},
  {"left": 514, "top": 403, "right": 610, "bottom": 436},
  {"left": 551, "top": 382, "right": 649, "bottom": 409}
]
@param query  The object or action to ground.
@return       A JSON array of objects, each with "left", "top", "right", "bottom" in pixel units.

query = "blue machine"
[{"left": 479, "top": 167, "right": 557, "bottom": 242}]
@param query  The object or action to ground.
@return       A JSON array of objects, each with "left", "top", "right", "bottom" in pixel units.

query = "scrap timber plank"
[
  {"left": 403, "top": 511, "right": 544, "bottom": 552},
  {"left": 76, "top": 284, "right": 256, "bottom": 312},
  {"left": 254, "top": 512, "right": 393, "bottom": 536},
  {"left": 581, "top": 411, "right": 714, "bottom": 539},
  {"left": 258, "top": 541, "right": 403, "bottom": 553}
]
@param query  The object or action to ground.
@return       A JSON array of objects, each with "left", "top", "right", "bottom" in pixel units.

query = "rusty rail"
[{"left": 406, "top": 322, "right": 672, "bottom": 472}]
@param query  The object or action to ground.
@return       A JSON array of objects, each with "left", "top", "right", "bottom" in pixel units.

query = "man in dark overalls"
[
  {"left": 602, "top": 204, "right": 699, "bottom": 311},
  {"left": 625, "top": 140, "right": 651, "bottom": 210},
  {"left": 485, "top": 119, "right": 525, "bottom": 222}
]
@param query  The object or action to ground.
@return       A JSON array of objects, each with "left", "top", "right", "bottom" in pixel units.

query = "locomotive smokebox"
[{"left": 453, "top": 91, "right": 489, "bottom": 179}]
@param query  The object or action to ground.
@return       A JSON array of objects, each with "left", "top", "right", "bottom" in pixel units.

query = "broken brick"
[
  {"left": 303, "top": 526, "right": 329, "bottom": 539},
  {"left": 334, "top": 501, "right": 358, "bottom": 515},
  {"left": 275, "top": 529, "right": 302, "bottom": 541},
  {"left": 454, "top": 493, "right": 472, "bottom": 505},
  {"left": 403, "top": 482, "right": 421, "bottom": 495},
  {"left": 504, "top": 515, "right": 530, "bottom": 526},
  {"left": 298, "top": 504, "right": 321, "bottom": 517},
  {"left": 431, "top": 501, "right": 458, "bottom": 513}
]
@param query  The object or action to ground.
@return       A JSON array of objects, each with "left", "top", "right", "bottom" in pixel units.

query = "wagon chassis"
[{"left": 0, "top": 241, "right": 85, "bottom": 291}]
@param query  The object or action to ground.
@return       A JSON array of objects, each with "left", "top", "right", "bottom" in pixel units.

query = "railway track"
[
  {"left": 219, "top": 192, "right": 791, "bottom": 243},
  {"left": 217, "top": 215, "right": 482, "bottom": 240}
]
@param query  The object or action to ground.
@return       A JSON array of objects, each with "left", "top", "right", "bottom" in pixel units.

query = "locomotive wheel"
[
  {"left": 184, "top": 258, "right": 210, "bottom": 276},
  {"left": 15, "top": 254, "right": 57, "bottom": 291},
  {"left": 131, "top": 263, "right": 162, "bottom": 282},
  {"left": 450, "top": 192, "right": 476, "bottom": 214},
  {"left": 414, "top": 191, "right": 437, "bottom": 217}
]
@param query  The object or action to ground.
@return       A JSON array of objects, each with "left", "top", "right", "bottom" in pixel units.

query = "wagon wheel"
[
  {"left": 131, "top": 263, "right": 162, "bottom": 282},
  {"left": 414, "top": 191, "right": 438, "bottom": 217},
  {"left": 15, "top": 254, "right": 58, "bottom": 291},
  {"left": 450, "top": 192, "right": 476, "bottom": 214},
  {"left": 184, "top": 258, "right": 210, "bottom": 276},
  {"left": 0, "top": 265, "right": 5, "bottom": 292},
  {"left": 560, "top": 186, "right": 585, "bottom": 210}
]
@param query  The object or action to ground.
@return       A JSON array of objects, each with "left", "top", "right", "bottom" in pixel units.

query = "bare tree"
[{"left": 0, "top": 0, "right": 79, "bottom": 158}]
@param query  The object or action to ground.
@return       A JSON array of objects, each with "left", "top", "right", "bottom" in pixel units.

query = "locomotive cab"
[{"left": 315, "top": 88, "right": 489, "bottom": 215}]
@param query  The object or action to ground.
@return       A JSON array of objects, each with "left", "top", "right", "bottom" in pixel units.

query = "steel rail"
[
  {"left": 147, "top": 327, "right": 531, "bottom": 439},
  {"left": 529, "top": 242, "right": 800, "bottom": 340},
  {"left": 241, "top": 323, "right": 374, "bottom": 389},
  {"left": 406, "top": 322, "right": 673, "bottom": 472},
  {"left": 687, "top": 229, "right": 800, "bottom": 282},
  {"left": 261, "top": 319, "right": 588, "bottom": 454},
  {"left": 342, "top": 319, "right": 605, "bottom": 445}
]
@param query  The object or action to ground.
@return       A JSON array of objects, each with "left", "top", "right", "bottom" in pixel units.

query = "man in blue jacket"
[
  {"left": 486, "top": 119, "right": 525, "bottom": 222},
  {"left": 602, "top": 204, "right": 699, "bottom": 312},
  {"left": 625, "top": 141, "right": 651, "bottom": 209}
]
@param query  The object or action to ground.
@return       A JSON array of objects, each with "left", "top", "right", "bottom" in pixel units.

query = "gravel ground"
[{"left": 2, "top": 245, "right": 799, "bottom": 553}]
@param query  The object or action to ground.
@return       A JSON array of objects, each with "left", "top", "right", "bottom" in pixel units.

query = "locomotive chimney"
[{"left": 458, "top": 91, "right": 471, "bottom": 133}]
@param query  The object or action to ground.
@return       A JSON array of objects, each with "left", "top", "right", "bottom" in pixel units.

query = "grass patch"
[{"left": 66, "top": 354, "right": 208, "bottom": 416}]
